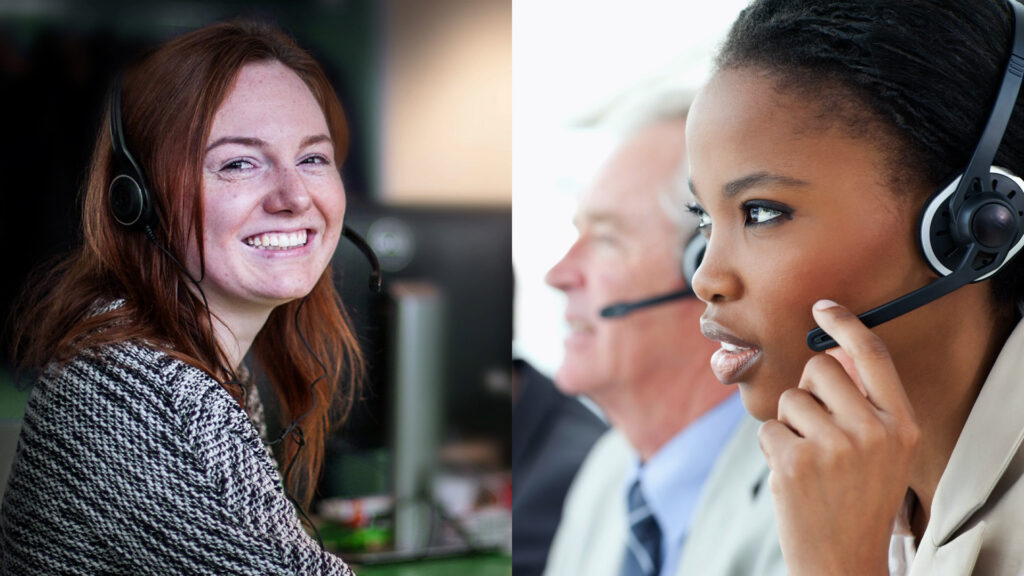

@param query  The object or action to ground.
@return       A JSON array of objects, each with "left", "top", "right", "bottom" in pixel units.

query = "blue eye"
[
  {"left": 300, "top": 154, "right": 331, "bottom": 166},
  {"left": 221, "top": 159, "right": 255, "bottom": 171},
  {"left": 686, "top": 202, "right": 712, "bottom": 232},
  {"left": 743, "top": 201, "right": 792, "bottom": 226}
]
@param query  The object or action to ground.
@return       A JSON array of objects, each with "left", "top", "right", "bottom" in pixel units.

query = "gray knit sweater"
[{"left": 0, "top": 342, "right": 354, "bottom": 575}]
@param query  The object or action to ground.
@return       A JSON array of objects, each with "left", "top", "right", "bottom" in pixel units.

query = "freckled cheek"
[
  {"left": 201, "top": 212, "right": 241, "bottom": 250},
  {"left": 317, "top": 182, "right": 347, "bottom": 240},
  {"left": 202, "top": 187, "right": 255, "bottom": 237},
  {"left": 329, "top": 201, "right": 346, "bottom": 235}
]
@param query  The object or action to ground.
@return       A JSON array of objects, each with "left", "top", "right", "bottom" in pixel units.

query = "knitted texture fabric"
[{"left": 0, "top": 341, "right": 354, "bottom": 575}]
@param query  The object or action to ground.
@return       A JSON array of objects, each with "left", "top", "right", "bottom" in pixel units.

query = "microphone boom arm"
[
  {"left": 600, "top": 287, "right": 693, "bottom": 318},
  {"left": 806, "top": 244, "right": 987, "bottom": 351}
]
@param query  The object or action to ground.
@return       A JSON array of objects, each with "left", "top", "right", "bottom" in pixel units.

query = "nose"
[
  {"left": 690, "top": 234, "right": 742, "bottom": 304},
  {"left": 264, "top": 166, "right": 313, "bottom": 214},
  {"left": 545, "top": 240, "right": 585, "bottom": 292}
]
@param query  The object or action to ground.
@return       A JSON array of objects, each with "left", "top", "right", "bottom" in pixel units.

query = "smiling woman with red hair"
[{"left": 2, "top": 20, "right": 364, "bottom": 575}]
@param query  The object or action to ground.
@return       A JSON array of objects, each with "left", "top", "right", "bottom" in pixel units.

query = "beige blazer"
[
  {"left": 543, "top": 415, "right": 785, "bottom": 576},
  {"left": 909, "top": 317, "right": 1024, "bottom": 575}
]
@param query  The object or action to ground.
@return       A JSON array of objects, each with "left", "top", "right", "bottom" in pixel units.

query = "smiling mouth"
[{"left": 244, "top": 230, "right": 308, "bottom": 250}]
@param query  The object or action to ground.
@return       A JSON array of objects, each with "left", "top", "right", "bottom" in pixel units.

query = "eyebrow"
[
  {"left": 205, "top": 133, "right": 333, "bottom": 154},
  {"left": 689, "top": 171, "right": 811, "bottom": 200}
]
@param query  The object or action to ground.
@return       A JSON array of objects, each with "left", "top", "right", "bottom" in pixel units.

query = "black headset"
[
  {"left": 806, "top": 0, "right": 1024, "bottom": 350},
  {"left": 599, "top": 231, "right": 706, "bottom": 318},
  {"left": 108, "top": 76, "right": 155, "bottom": 230}
]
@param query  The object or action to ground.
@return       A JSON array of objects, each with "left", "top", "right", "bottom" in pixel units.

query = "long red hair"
[{"left": 9, "top": 20, "right": 363, "bottom": 509}]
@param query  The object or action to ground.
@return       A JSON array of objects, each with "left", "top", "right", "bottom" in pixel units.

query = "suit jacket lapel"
[{"left": 925, "top": 320, "right": 1024, "bottom": 549}]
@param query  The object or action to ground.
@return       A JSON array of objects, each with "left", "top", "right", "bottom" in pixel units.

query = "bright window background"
[{"left": 512, "top": 1, "right": 750, "bottom": 377}]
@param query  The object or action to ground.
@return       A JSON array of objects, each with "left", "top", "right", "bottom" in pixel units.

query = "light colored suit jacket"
[
  {"left": 543, "top": 415, "right": 785, "bottom": 576},
  {"left": 909, "top": 318, "right": 1024, "bottom": 575}
]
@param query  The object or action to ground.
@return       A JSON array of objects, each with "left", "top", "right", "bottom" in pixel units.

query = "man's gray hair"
[{"left": 574, "top": 74, "right": 700, "bottom": 257}]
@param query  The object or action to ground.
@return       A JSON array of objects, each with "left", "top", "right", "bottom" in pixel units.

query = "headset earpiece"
[
  {"left": 919, "top": 166, "right": 1024, "bottom": 282},
  {"left": 915, "top": 0, "right": 1024, "bottom": 284},
  {"left": 681, "top": 231, "right": 706, "bottom": 290},
  {"left": 108, "top": 76, "right": 154, "bottom": 230},
  {"left": 807, "top": 0, "right": 1024, "bottom": 351},
  {"left": 109, "top": 174, "right": 151, "bottom": 229}
]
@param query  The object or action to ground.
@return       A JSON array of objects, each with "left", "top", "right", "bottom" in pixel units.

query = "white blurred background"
[{"left": 512, "top": 0, "right": 753, "bottom": 378}]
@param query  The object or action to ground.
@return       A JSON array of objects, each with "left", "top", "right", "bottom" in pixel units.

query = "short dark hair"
[{"left": 716, "top": 0, "right": 1024, "bottom": 310}]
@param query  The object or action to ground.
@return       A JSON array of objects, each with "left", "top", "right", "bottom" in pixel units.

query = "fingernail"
[{"left": 813, "top": 299, "right": 839, "bottom": 311}]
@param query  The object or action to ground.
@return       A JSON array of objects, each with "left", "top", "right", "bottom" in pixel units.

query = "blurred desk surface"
[{"left": 351, "top": 553, "right": 510, "bottom": 576}]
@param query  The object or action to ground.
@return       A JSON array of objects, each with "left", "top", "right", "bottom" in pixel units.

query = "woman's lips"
[{"left": 700, "top": 318, "right": 762, "bottom": 385}]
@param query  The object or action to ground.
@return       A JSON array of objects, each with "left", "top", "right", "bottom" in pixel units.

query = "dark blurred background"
[{"left": 0, "top": 0, "right": 512, "bottom": 563}]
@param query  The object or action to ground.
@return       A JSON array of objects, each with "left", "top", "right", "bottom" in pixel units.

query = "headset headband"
[{"left": 950, "top": 0, "right": 1024, "bottom": 214}]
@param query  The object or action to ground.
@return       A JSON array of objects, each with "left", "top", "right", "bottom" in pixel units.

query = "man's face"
[{"left": 546, "top": 117, "right": 699, "bottom": 403}]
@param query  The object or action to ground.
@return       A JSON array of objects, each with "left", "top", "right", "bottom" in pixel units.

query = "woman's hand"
[{"left": 758, "top": 299, "right": 920, "bottom": 576}]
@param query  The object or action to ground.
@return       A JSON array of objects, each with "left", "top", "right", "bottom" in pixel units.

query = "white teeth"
[
  {"left": 721, "top": 342, "right": 747, "bottom": 353},
  {"left": 245, "top": 230, "right": 308, "bottom": 250}
]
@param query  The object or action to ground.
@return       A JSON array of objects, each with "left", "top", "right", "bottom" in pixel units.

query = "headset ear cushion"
[
  {"left": 109, "top": 174, "right": 150, "bottom": 229},
  {"left": 681, "top": 232, "right": 706, "bottom": 289},
  {"left": 919, "top": 166, "right": 1024, "bottom": 279}
]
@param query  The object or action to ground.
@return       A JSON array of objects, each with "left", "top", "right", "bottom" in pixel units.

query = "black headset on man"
[{"left": 602, "top": 0, "right": 1024, "bottom": 353}]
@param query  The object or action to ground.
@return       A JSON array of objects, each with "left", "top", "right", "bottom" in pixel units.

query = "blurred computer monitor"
[{"left": 330, "top": 199, "right": 513, "bottom": 457}]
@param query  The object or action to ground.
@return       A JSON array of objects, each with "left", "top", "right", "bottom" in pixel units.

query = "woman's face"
[
  {"left": 686, "top": 68, "right": 936, "bottom": 421},
  {"left": 192, "top": 60, "right": 345, "bottom": 322}
]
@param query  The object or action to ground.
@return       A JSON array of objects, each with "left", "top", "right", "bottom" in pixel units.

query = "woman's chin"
[{"left": 737, "top": 382, "right": 781, "bottom": 422}]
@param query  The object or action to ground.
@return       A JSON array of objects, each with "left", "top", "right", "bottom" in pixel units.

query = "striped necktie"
[{"left": 620, "top": 479, "right": 662, "bottom": 576}]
